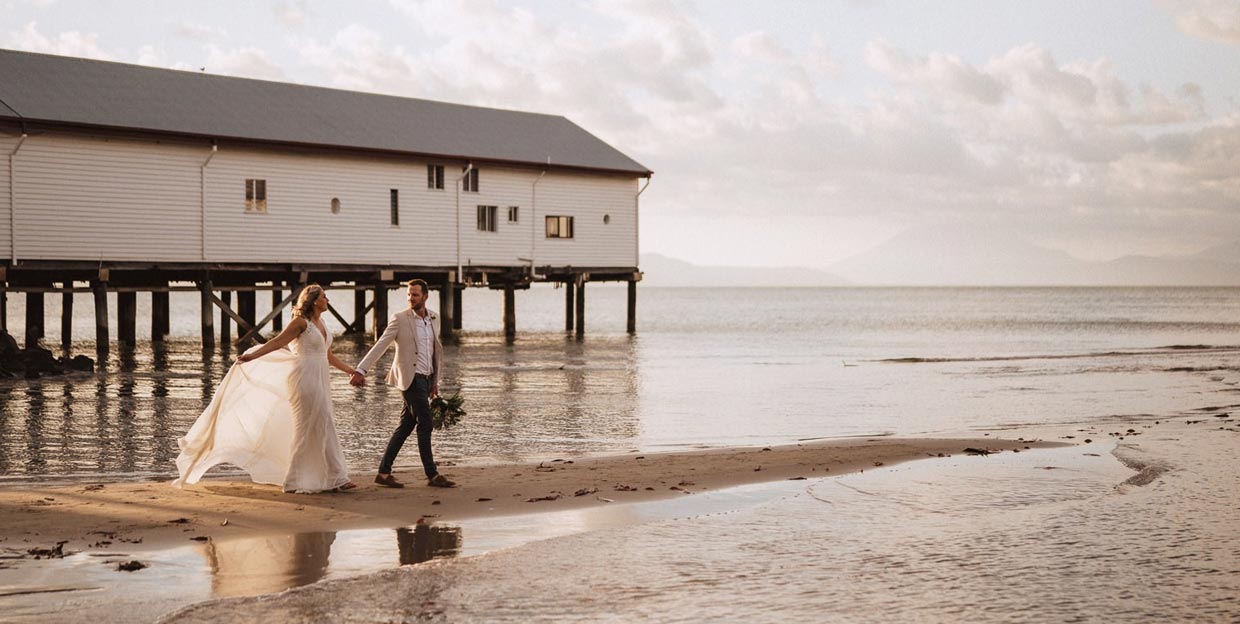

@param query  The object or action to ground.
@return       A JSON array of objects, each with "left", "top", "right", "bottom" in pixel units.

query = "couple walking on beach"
[{"left": 172, "top": 280, "right": 456, "bottom": 493}]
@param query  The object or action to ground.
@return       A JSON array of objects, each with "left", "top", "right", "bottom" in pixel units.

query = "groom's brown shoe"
[
  {"left": 374, "top": 474, "right": 404, "bottom": 488},
  {"left": 427, "top": 474, "right": 457, "bottom": 488}
]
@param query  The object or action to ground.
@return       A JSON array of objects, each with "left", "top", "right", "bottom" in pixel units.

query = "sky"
[{"left": 2, "top": 0, "right": 1239, "bottom": 270}]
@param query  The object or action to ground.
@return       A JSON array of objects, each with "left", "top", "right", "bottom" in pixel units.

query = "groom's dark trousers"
[{"left": 378, "top": 374, "right": 437, "bottom": 478}]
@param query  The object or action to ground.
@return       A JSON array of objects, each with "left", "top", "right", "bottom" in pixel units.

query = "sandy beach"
[{"left": 0, "top": 437, "right": 1055, "bottom": 554}]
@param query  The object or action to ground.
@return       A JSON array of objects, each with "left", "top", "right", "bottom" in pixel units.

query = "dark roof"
[{"left": 0, "top": 49, "right": 651, "bottom": 176}]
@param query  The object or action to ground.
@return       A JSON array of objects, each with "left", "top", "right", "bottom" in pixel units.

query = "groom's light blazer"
[{"left": 355, "top": 308, "right": 443, "bottom": 391}]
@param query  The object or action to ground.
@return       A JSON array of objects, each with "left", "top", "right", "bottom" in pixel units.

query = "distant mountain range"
[{"left": 642, "top": 228, "right": 1240, "bottom": 286}]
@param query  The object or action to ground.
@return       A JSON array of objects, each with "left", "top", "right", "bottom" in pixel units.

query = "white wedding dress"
[{"left": 173, "top": 322, "right": 351, "bottom": 493}]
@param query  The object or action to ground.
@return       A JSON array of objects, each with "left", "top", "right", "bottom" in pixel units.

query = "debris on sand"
[
  {"left": 27, "top": 541, "right": 70, "bottom": 559},
  {"left": 573, "top": 487, "right": 598, "bottom": 497},
  {"left": 963, "top": 448, "right": 991, "bottom": 456},
  {"left": 525, "top": 494, "right": 562, "bottom": 503},
  {"left": 116, "top": 560, "right": 147, "bottom": 572}
]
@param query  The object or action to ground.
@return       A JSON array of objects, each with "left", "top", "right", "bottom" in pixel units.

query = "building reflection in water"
[{"left": 0, "top": 296, "right": 646, "bottom": 480}]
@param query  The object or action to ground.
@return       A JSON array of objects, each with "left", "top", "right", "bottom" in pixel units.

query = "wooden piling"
[
  {"left": 565, "top": 279, "right": 575, "bottom": 332},
  {"left": 117, "top": 291, "right": 137, "bottom": 345},
  {"left": 352, "top": 288, "right": 366, "bottom": 334},
  {"left": 452, "top": 286, "right": 462, "bottom": 331},
  {"left": 372, "top": 283, "right": 388, "bottom": 340},
  {"left": 1, "top": 290, "right": 6, "bottom": 332},
  {"left": 24, "top": 291, "right": 44, "bottom": 348},
  {"left": 438, "top": 284, "right": 455, "bottom": 343},
  {"left": 151, "top": 290, "right": 170, "bottom": 342},
  {"left": 220, "top": 290, "right": 232, "bottom": 344},
  {"left": 574, "top": 276, "right": 586, "bottom": 339},
  {"left": 272, "top": 285, "right": 284, "bottom": 332},
  {"left": 627, "top": 279, "right": 637, "bottom": 335},
  {"left": 503, "top": 283, "right": 516, "bottom": 341},
  {"left": 200, "top": 280, "right": 215, "bottom": 350},
  {"left": 237, "top": 290, "right": 256, "bottom": 332},
  {"left": 93, "top": 280, "right": 109, "bottom": 360},
  {"left": 61, "top": 288, "right": 73, "bottom": 353}
]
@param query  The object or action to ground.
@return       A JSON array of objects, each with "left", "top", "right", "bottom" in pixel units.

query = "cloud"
[
  {"left": 1174, "top": 0, "right": 1240, "bottom": 45},
  {"left": 867, "top": 39, "right": 1005, "bottom": 105},
  {"left": 171, "top": 21, "right": 228, "bottom": 43},
  {"left": 202, "top": 45, "right": 286, "bottom": 81},
  {"left": 274, "top": 0, "right": 313, "bottom": 29},
  {"left": 4, "top": 21, "right": 112, "bottom": 60}
]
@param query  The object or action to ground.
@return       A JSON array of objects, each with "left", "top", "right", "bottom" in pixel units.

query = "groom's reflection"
[{"left": 396, "top": 524, "right": 462, "bottom": 565}]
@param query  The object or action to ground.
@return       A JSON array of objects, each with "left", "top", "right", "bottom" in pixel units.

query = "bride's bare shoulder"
[{"left": 287, "top": 316, "right": 309, "bottom": 331}]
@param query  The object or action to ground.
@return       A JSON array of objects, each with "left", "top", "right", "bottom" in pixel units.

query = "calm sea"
[{"left": 2, "top": 287, "right": 1238, "bottom": 622}]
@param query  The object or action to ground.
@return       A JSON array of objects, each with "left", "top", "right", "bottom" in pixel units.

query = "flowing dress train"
[{"left": 173, "top": 323, "right": 351, "bottom": 493}]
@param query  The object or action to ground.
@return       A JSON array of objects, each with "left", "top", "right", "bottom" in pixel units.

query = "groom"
[{"left": 351, "top": 279, "right": 456, "bottom": 489}]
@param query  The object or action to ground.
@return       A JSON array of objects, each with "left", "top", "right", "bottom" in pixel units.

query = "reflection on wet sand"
[
  {"left": 202, "top": 531, "right": 338, "bottom": 597},
  {"left": 396, "top": 525, "right": 463, "bottom": 566},
  {"left": 198, "top": 524, "right": 464, "bottom": 598}
]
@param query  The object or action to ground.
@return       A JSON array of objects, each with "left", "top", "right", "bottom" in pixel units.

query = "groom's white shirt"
[{"left": 355, "top": 308, "right": 442, "bottom": 390}]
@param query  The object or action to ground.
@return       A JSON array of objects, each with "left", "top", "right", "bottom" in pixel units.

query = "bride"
[{"left": 174, "top": 284, "right": 358, "bottom": 493}]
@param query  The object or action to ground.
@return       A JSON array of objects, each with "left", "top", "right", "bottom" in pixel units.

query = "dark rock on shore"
[{"left": 0, "top": 330, "right": 95, "bottom": 378}]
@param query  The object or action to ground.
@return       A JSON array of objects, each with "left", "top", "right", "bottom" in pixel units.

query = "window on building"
[
  {"left": 477, "top": 205, "right": 497, "bottom": 232},
  {"left": 508, "top": 206, "right": 519, "bottom": 223},
  {"left": 426, "top": 164, "right": 444, "bottom": 190},
  {"left": 545, "top": 215, "right": 574, "bottom": 239},
  {"left": 462, "top": 167, "right": 480, "bottom": 193},
  {"left": 603, "top": 214, "right": 611, "bottom": 225},
  {"left": 390, "top": 189, "right": 399, "bottom": 226},
  {"left": 330, "top": 198, "right": 341, "bottom": 214},
  {"left": 245, "top": 179, "right": 267, "bottom": 213}
]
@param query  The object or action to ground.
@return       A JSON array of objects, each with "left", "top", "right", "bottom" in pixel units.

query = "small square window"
[
  {"left": 477, "top": 205, "right": 497, "bottom": 232},
  {"left": 426, "top": 165, "right": 444, "bottom": 190},
  {"left": 508, "top": 206, "right": 519, "bottom": 223},
  {"left": 545, "top": 215, "right": 574, "bottom": 238}
]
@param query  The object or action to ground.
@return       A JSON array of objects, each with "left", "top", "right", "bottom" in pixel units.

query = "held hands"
[
  {"left": 431, "top": 382, "right": 439, "bottom": 398},
  {"left": 349, "top": 370, "right": 366, "bottom": 387}
]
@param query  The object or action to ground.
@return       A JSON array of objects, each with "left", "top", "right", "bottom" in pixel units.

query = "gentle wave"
[{"left": 876, "top": 345, "right": 1240, "bottom": 364}]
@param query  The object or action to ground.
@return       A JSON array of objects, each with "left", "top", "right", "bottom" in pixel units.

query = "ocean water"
[
  {"left": 2, "top": 286, "right": 1238, "bottom": 479},
  {"left": 2, "top": 287, "right": 1239, "bottom": 622}
]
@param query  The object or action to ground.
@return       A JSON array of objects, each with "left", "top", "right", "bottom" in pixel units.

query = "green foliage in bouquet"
[{"left": 430, "top": 392, "right": 466, "bottom": 430}]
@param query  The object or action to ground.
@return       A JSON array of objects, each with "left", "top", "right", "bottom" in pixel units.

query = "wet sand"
[{"left": 0, "top": 437, "right": 1056, "bottom": 553}]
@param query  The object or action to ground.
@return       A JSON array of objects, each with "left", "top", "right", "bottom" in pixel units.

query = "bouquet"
[{"left": 429, "top": 392, "right": 466, "bottom": 430}]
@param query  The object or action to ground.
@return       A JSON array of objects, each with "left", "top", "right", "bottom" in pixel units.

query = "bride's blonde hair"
[{"left": 292, "top": 283, "right": 324, "bottom": 319}]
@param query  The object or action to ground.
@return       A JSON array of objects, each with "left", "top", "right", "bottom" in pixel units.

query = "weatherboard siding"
[
  {"left": 2, "top": 130, "right": 641, "bottom": 268},
  {"left": 533, "top": 173, "right": 638, "bottom": 268},
  {"left": 11, "top": 133, "right": 203, "bottom": 262},
  {"left": 0, "top": 133, "right": 13, "bottom": 259},
  {"left": 204, "top": 146, "right": 458, "bottom": 265}
]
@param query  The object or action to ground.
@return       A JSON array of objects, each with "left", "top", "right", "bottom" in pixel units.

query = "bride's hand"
[{"left": 236, "top": 353, "right": 254, "bottom": 364}]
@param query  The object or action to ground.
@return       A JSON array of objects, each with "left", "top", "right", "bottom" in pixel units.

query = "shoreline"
[{"left": 0, "top": 436, "right": 1062, "bottom": 553}]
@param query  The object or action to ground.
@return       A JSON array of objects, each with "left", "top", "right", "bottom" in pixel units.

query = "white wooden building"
[{"left": 0, "top": 49, "right": 652, "bottom": 351}]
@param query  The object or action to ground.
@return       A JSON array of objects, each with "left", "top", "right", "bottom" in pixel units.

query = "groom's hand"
[
  {"left": 431, "top": 382, "right": 439, "bottom": 398},
  {"left": 349, "top": 371, "right": 366, "bottom": 387}
]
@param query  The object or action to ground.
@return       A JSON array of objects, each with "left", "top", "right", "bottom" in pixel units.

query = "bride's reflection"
[
  {"left": 201, "top": 531, "right": 336, "bottom": 598},
  {"left": 397, "top": 524, "right": 462, "bottom": 565}
]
